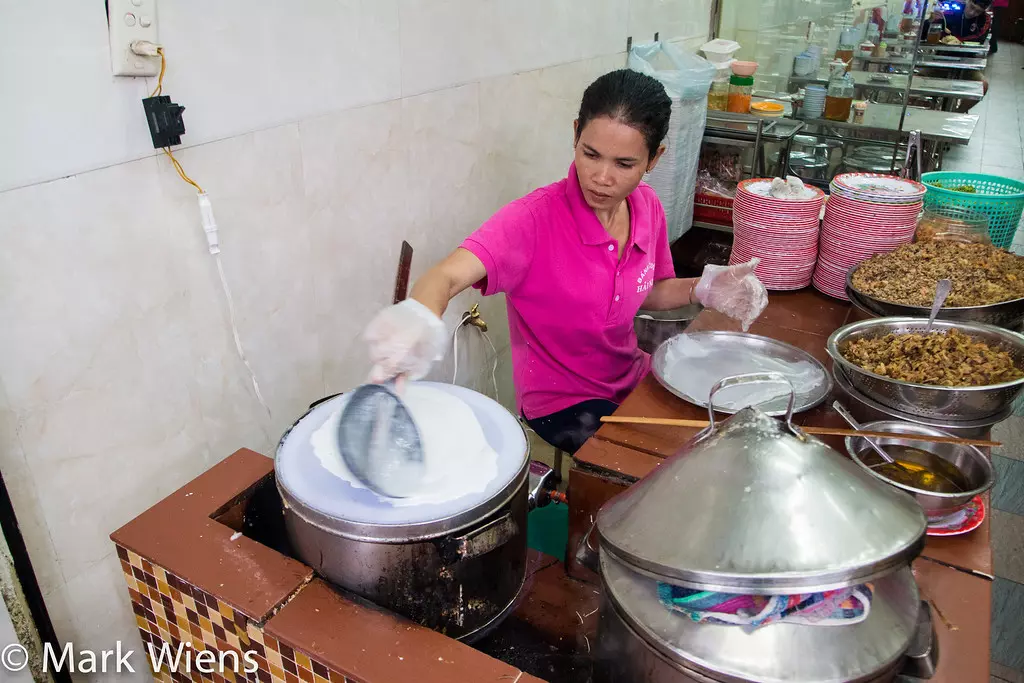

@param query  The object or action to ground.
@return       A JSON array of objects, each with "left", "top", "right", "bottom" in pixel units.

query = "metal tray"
[{"left": 651, "top": 331, "right": 833, "bottom": 416}]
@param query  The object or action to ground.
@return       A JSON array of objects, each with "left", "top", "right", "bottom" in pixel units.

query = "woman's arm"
[
  {"left": 641, "top": 277, "right": 700, "bottom": 311},
  {"left": 410, "top": 248, "right": 488, "bottom": 318}
]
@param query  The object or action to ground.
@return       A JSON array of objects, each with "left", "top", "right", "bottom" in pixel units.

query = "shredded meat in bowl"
[
  {"left": 851, "top": 241, "right": 1024, "bottom": 307},
  {"left": 841, "top": 329, "right": 1024, "bottom": 387}
]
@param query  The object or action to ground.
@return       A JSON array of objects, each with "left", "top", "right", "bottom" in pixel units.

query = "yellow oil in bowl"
[{"left": 868, "top": 446, "right": 968, "bottom": 494}]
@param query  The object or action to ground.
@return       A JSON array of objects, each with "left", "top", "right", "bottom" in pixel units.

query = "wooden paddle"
[{"left": 599, "top": 415, "right": 1001, "bottom": 448}]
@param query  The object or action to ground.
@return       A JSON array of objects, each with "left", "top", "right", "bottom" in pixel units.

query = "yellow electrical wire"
[
  {"left": 163, "top": 148, "right": 204, "bottom": 194},
  {"left": 147, "top": 47, "right": 203, "bottom": 194},
  {"left": 150, "top": 47, "right": 166, "bottom": 97}
]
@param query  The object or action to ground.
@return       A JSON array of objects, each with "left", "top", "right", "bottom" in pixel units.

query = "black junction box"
[{"left": 142, "top": 95, "right": 186, "bottom": 148}]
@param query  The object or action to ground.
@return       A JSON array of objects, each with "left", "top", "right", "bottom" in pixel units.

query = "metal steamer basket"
[
  {"left": 827, "top": 317, "right": 1024, "bottom": 420},
  {"left": 275, "top": 382, "right": 554, "bottom": 642},
  {"left": 846, "top": 268, "right": 1024, "bottom": 331},
  {"left": 832, "top": 363, "right": 1013, "bottom": 439},
  {"left": 578, "top": 374, "right": 937, "bottom": 683}
]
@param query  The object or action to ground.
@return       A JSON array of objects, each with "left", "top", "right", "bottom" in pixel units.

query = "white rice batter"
[
  {"left": 663, "top": 335, "right": 821, "bottom": 410},
  {"left": 311, "top": 384, "right": 499, "bottom": 506}
]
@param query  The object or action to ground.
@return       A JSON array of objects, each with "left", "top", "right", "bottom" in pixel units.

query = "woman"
[{"left": 365, "top": 70, "right": 767, "bottom": 454}]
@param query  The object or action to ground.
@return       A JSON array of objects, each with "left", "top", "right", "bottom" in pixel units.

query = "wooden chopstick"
[{"left": 598, "top": 415, "right": 1001, "bottom": 448}]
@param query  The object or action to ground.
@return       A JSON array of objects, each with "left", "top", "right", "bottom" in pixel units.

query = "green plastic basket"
[{"left": 921, "top": 171, "right": 1024, "bottom": 249}]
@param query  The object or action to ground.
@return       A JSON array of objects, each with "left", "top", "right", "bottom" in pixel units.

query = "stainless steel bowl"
[
  {"left": 833, "top": 363, "right": 1012, "bottom": 439},
  {"left": 845, "top": 420, "right": 995, "bottom": 521},
  {"left": 846, "top": 268, "right": 1024, "bottom": 331},
  {"left": 827, "top": 317, "right": 1024, "bottom": 420},
  {"left": 634, "top": 305, "right": 702, "bottom": 355}
]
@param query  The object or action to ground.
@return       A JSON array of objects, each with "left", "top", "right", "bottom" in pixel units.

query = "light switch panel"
[{"left": 108, "top": 0, "right": 160, "bottom": 77}]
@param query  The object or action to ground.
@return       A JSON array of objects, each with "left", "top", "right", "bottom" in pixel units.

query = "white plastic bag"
[
  {"left": 629, "top": 42, "right": 715, "bottom": 243},
  {"left": 628, "top": 41, "right": 716, "bottom": 100}
]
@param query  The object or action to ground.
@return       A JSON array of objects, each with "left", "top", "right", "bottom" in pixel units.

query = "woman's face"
[{"left": 573, "top": 116, "right": 664, "bottom": 211}]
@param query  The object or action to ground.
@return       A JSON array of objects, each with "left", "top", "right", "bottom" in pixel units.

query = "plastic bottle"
[
  {"left": 708, "top": 66, "right": 730, "bottom": 111},
  {"left": 727, "top": 74, "right": 754, "bottom": 114}
]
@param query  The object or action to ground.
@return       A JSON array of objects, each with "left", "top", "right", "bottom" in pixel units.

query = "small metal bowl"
[
  {"left": 634, "top": 305, "right": 702, "bottom": 355},
  {"left": 845, "top": 420, "right": 995, "bottom": 521}
]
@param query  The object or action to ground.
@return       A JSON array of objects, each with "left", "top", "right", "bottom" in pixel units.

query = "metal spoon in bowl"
[
  {"left": 832, "top": 400, "right": 899, "bottom": 466},
  {"left": 925, "top": 278, "right": 953, "bottom": 333},
  {"left": 832, "top": 401, "right": 964, "bottom": 492}
]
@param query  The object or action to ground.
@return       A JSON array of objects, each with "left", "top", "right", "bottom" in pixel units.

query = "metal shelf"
[{"left": 692, "top": 219, "right": 734, "bottom": 233}]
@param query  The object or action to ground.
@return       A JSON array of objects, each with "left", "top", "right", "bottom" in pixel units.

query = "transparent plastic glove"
[
  {"left": 365, "top": 299, "right": 447, "bottom": 384},
  {"left": 693, "top": 259, "right": 769, "bottom": 331}
]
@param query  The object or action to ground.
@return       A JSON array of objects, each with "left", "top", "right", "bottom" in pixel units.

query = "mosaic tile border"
[{"left": 116, "top": 545, "right": 348, "bottom": 683}]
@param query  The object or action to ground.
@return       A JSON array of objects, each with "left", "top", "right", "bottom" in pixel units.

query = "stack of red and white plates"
[
  {"left": 812, "top": 173, "right": 926, "bottom": 299},
  {"left": 729, "top": 179, "right": 826, "bottom": 290}
]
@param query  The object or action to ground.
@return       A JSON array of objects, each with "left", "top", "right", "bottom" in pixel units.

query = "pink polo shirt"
[{"left": 460, "top": 163, "right": 675, "bottom": 419}]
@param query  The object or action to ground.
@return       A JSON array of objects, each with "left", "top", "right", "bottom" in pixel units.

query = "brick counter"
[{"left": 111, "top": 449, "right": 578, "bottom": 683}]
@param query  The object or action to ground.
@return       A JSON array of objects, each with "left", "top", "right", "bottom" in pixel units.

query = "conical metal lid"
[{"left": 596, "top": 406, "right": 927, "bottom": 593}]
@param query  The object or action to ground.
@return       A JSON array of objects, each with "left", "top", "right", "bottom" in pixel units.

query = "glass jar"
[
  {"left": 835, "top": 43, "right": 855, "bottom": 73},
  {"left": 824, "top": 60, "right": 854, "bottom": 121},
  {"left": 916, "top": 206, "right": 991, "bottom": 244},
  {"left": 708, "top": 76, "right": 730, "bottom": 111},
  {"left": 727, "top": 74, "right": 753, "bottom": 114}
]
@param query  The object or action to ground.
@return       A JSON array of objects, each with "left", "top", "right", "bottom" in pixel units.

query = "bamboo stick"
[{"left": 599, "top": 415, "right": 1001, "bottom": 448}]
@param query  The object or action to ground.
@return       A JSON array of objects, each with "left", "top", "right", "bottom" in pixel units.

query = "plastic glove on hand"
[
  {"left": 364, "top": 299, "right": 447, "bottom": 385},
  {"left": 693, "top": 259, "right": 769, "bottom": 331}
]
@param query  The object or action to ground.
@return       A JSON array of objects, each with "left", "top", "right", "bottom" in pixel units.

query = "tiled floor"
[{"left": 945, "top": 41, "right": 1024, "bottom": 683}]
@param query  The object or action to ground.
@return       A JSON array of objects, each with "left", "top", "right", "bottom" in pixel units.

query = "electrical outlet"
[{"left": 108, "top": 0, "right": 160, "bottom": 76}]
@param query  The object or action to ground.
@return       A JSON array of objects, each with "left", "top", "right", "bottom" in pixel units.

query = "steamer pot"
[
  {"left": 578, "top": 373, "right": 937, "bottom": 682},
  {"left": 276, "top": 382, "right": 549, "bottom": 641}
]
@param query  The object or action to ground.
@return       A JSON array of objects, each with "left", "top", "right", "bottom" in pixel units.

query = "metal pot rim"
[
  {"left": 277, "top": 459, "right": 530, "bottom": 542},
  {"left": 597, "top": 537, "right": 923, "bottom": 595}
]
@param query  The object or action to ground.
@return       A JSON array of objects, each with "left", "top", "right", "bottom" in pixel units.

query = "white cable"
[
  {"left": 481, "top": 330, "right": 499, "bottom": 402},
  {"left": 451, "top": 311, "right": 500, "bottom": 402},
  {"left": 196, "top": 193, "right": 270, "bottom": 418},
  {"left": 451, "top": 313, "right": 471, "bottom": 384},
  {"left": 214, "top": 253, "right": 271, "bottom": 417}
]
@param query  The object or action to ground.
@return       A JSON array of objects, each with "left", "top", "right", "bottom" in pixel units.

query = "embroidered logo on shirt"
[{"left": 636, "top": 262, "right": 655, "bottom": 293}]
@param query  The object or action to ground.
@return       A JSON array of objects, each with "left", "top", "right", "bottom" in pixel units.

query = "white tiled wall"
[{"left": 0, "top": 1, "right": 710, "bottom": 676}]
